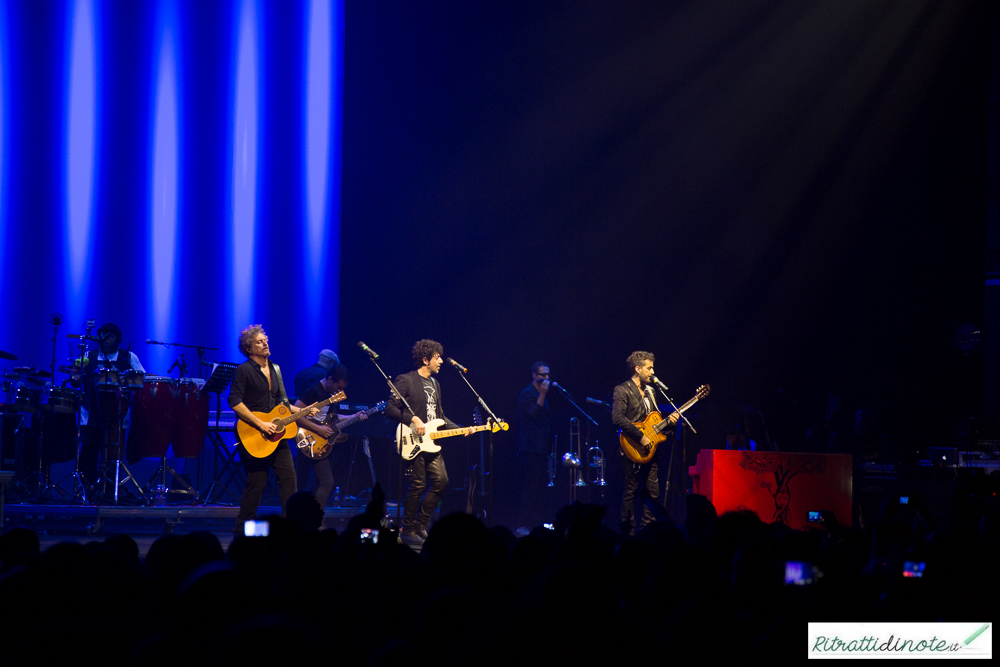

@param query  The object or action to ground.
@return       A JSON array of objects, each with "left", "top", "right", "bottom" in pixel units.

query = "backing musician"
[
  {"left": 612, "top": 351, "right": 677, "bottom": 535},
  {"left": 73, "top": 322, "right": 145, "bottom": 485},
  {"left": 385, "top": 339, "right": 470, "bottom": 546},
  {"left": 229, "top": 325, "right": 316, "bottom": 534},
  {"left": 293, "top": 362, "right": 367, "bottom": 508},
  {"left": 515, "top": 361, "right": 551, "bottom": 535}
]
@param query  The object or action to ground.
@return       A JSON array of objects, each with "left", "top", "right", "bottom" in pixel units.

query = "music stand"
[{"left": 200, "top": 363, "right": 242, "bottom": 504}]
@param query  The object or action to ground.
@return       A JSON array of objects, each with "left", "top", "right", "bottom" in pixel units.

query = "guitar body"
[
  {"left": 619, "top": 412, "right": 671, "bottom": 464},
  {"left": 295, "top": 400, "right": 387, "bottom": 460},
  {"left": 237, "top": 405, "right": 299, "bottom": 458},
  {"left": 618, "top": 385, "right": 712, "bottom": 464},
  {"left": 293, "top": 426, "right": 341, "bottom": 460},
  {"left": 236, "top": 390, "right": 348, "bottom": 459},
  {"left": 396, "top": 419, "right": 446, "bottom": 460}
]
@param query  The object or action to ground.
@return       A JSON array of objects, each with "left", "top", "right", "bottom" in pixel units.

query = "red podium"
[{"left": 688, "top": 450, "right": 852, "bottom": 528}]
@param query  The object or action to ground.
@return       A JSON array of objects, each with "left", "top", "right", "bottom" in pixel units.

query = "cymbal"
[
  {"left": 59, "top": 365, "right": 82, "bottom": 375},
  {"left": 26, "top": 376, "right": 49, "bottom": 385},
  {"left": 2, "top": 372, "right": 19, "bottom": 380},
  {"left": 30, "top": 369, "right": 53, "bottom": 378},
  {"left": 13, "top": 366, "right": 34, "bottom": 374},
  {"left": 0, "top": 349, "right": 16, "bottom": 361}
]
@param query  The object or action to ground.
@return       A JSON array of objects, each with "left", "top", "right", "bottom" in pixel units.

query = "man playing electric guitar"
[
  {"left": 385, "top": 339, "right": 471, "bottom": 546},
  {"left": 293, "top": 362, "right": 368, "bottom": 508},
  {"left": 229, "top": 325, "right": 317, "bottom": 534},
  {"left": 612, "top": 351, "right": 678, "bottom": 535}
]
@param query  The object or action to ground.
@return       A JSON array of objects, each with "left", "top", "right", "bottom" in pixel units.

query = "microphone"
[
  {"left": 446, "top": 358, "right": 467, "bottom": 373},
  {"left": 67, "top": 334, "right": 100, "bottom": 342},
  {"left": 549, "top": 381, "right": 567, "bottom": 392},
  {"left": 357, "top": 341, "right": 379, "bottom": 359},
  {"left": 168, "top": 354, "right": 184, "bottom": 373},
  {"left": 146, "top": 339, "right": 168, "bottom": 345},
  {"left": 586, "top": 397, "right": 609, "bottom": 406},
  {"left": 50, "top": 313, "right": 64, "bottom": 326},
  {"left": 651, "top": 376, "right": 669, "bottom": 392}
]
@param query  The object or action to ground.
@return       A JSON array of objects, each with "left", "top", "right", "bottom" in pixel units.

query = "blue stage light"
[
  {"left": 229, "top": 0, "right": 259, "bottom": 340},
  {"left": 64, "top": 0, "right": 99, "bottom": 329},
  {"left": 148, "top": 3, "right": 180, "bottom": 373}
]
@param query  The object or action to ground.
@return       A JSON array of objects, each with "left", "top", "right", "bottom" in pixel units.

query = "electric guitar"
[
  {"left": 395, "top": 418, "right": 508, "bottom": 461},
  {"left": 236, "top": 391, "right": 347, "bottom": 458},
  {"left": 618, "top": 385, "right": 710, "bottom": 464},
  {"left": 294, "top": 401, "right": 387, "bottom": 460}
]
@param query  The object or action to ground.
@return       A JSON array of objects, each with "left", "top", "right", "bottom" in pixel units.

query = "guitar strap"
[{"left": 271, "top": 362, "right": 290, "bottom": 407}]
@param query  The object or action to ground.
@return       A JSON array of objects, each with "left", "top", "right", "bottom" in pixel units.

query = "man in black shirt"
[
  {"left": 229, "top": 325, "right": 315, "bottom": 533},
  {"left": 612, "top": 351, "right": 677, "bottom": 535},
  {"left": 293, "top": 349, "right": 339, "bottom": 398},
  {"left": 293, "top": 363, "right": 367, "bottom": 508},
  {"left": 515, "top": 361, "right": 551, "bottom": 534},
  {"left": 385, "top": 339, "right": 470, "bottom": 545}
]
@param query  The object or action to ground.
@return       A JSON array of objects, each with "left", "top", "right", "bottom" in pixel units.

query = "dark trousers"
[
  {"left": 294, "top": 450, "right": 335, "bottom": 508},
  {"left": 235, "top": 440, "right": 297, "bottom": 528},
  {"left": 516, "top": 451, "right": 547, "bottom": 528},
  {"left": 403, "top": 451, "right": 448, "bottom": 531},
  {"left": 621, "top": 451, "right": 659, "bottom": 534}
]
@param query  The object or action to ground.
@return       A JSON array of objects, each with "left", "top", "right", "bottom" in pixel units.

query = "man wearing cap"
[
  {"left": 74, "top": 323, "right": 144, "bottom": 491},
  {"left": 293, "top": 349, "right": 339, "bottom": 399}
]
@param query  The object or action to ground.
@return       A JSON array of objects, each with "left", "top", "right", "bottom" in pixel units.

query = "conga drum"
[
  {"left": 128, "top": 376, "right": 175, "bottom": 458},
  {"left": 172, "top": 378, "right": 208, "bottom": 458}
]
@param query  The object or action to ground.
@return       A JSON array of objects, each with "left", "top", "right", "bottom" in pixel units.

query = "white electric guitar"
[{"left": 395, "top": 418, "right": 508, "bottom": 460}]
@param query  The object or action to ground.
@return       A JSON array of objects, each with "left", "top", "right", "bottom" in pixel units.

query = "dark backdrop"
[{"left": 340, "top": 0, "right": 990, "bottom": 526}]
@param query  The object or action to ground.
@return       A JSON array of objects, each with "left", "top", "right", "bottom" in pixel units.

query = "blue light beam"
[
  {"left": 230, "top": 0, "right": 259, "bottom": 339},
  {"left": 65, "top": 0, "right": 98, "bottom": 328},
  {"left": 149, "top": 4, "right": 179, "bottom": 372}
]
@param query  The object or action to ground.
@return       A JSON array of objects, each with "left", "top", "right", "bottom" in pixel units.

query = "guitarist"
[
  {"left": 292, "top": 362, "right": 368, "bottom": 508},
  {"left": 385, "top": 339, "right": 470, "bottom": 546},
  {"left": 612, "top": 351, "right": 677, "bottom": 535},
  {"left": 229, "top": 325, "right": 317, "bottom": 533}
]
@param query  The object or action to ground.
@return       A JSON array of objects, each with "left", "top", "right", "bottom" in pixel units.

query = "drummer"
[{"left": 72, "top": 322, "right": 145, "bottom": 484}]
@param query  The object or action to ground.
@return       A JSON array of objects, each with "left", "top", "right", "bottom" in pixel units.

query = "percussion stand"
[
  {"left": 145, "top": 456, "right": 199, "bottom": 503},
  {"left": 94, "top": 387, "right": 146, "bottom": 505}
]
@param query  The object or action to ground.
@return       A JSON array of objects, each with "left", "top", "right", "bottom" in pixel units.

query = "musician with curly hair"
[
  {"left": 385, "top": 339, "right": 470, "bottom": 545},
  {"left": 229, "top": 324, "right": 316, "bottom": 533}
]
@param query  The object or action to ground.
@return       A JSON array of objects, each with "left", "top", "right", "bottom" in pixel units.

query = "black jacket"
[
  {"left": 612, "top": 379, "right": 659, "bottom": 443},
  {"left": 517, "top": 384, "right": 550, "bottom": 455},
  {"left": 385, "top": 370, "right": 459, "bottom": 429}
]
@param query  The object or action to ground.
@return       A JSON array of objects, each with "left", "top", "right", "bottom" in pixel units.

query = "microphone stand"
[
  {"left": 365, "top": 353, "right": 414, "bottom": 526},
  {"left": 450, "top": 367, "right": 504, "bottom": 527},
  {"left": 147, "top": 340, "right": 218, "bottom": 379},
  {"left": 551, "top": 384, "right": 598, "bottom": 427},
  {"left": 651, "top": 380, "right": 692, "bottom": 513}
]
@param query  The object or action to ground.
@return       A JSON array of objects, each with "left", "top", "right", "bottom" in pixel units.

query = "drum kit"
[{"left": 0, "top": 330, "right": 210, "bottom": 505}]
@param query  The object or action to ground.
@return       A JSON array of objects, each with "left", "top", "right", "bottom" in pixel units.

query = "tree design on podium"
[{"left": 738, "top": 452, "right": 825, "bottom": 525}]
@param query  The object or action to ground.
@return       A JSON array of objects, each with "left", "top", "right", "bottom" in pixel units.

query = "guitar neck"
[
  {"left": 428, "top": 424, "right": 490, "bottom": 440},
  {"left": 275, "top": 391, "right": 346, "bottom": 428},
  {"left": 336, "top": 403, "right": 383, "bottom": 430}
]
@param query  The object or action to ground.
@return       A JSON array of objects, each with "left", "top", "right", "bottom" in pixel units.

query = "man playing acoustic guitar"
[
  {"left": 229, "top": 325, "right": 317, "bottom": 533},
  {"left": 612, "top": 351, "right": 677, "bottom": 535}
]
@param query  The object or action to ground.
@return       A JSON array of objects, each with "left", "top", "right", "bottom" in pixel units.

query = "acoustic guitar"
[
  {"left": 294, "top": 401, "right": 387, "bottom": 460},
  {"left": 618, "top": 385, "right": 710, "bottom": 464},
  {"left": 236, "top": 391, "right": 346, "bottom": 458}
]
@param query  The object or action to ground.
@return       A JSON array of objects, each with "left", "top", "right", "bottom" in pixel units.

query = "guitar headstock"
[
  {"left": 490, "top": 420, "right": 509, "bottom": 433},
  {"left": 362, "top": 436, "right": 370, "bottom": 457},
  {"left": 472, "top": 407, "right": 483, "bottom": 426},
  {"left": 696, "top": 384, "right": 711, "bottom": 400},
  {"left": 372, "top": 401, "right": 387, "bottom": 413},
  {"left": 330, "top": 390, "right": 346, "bottom": 403}
]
